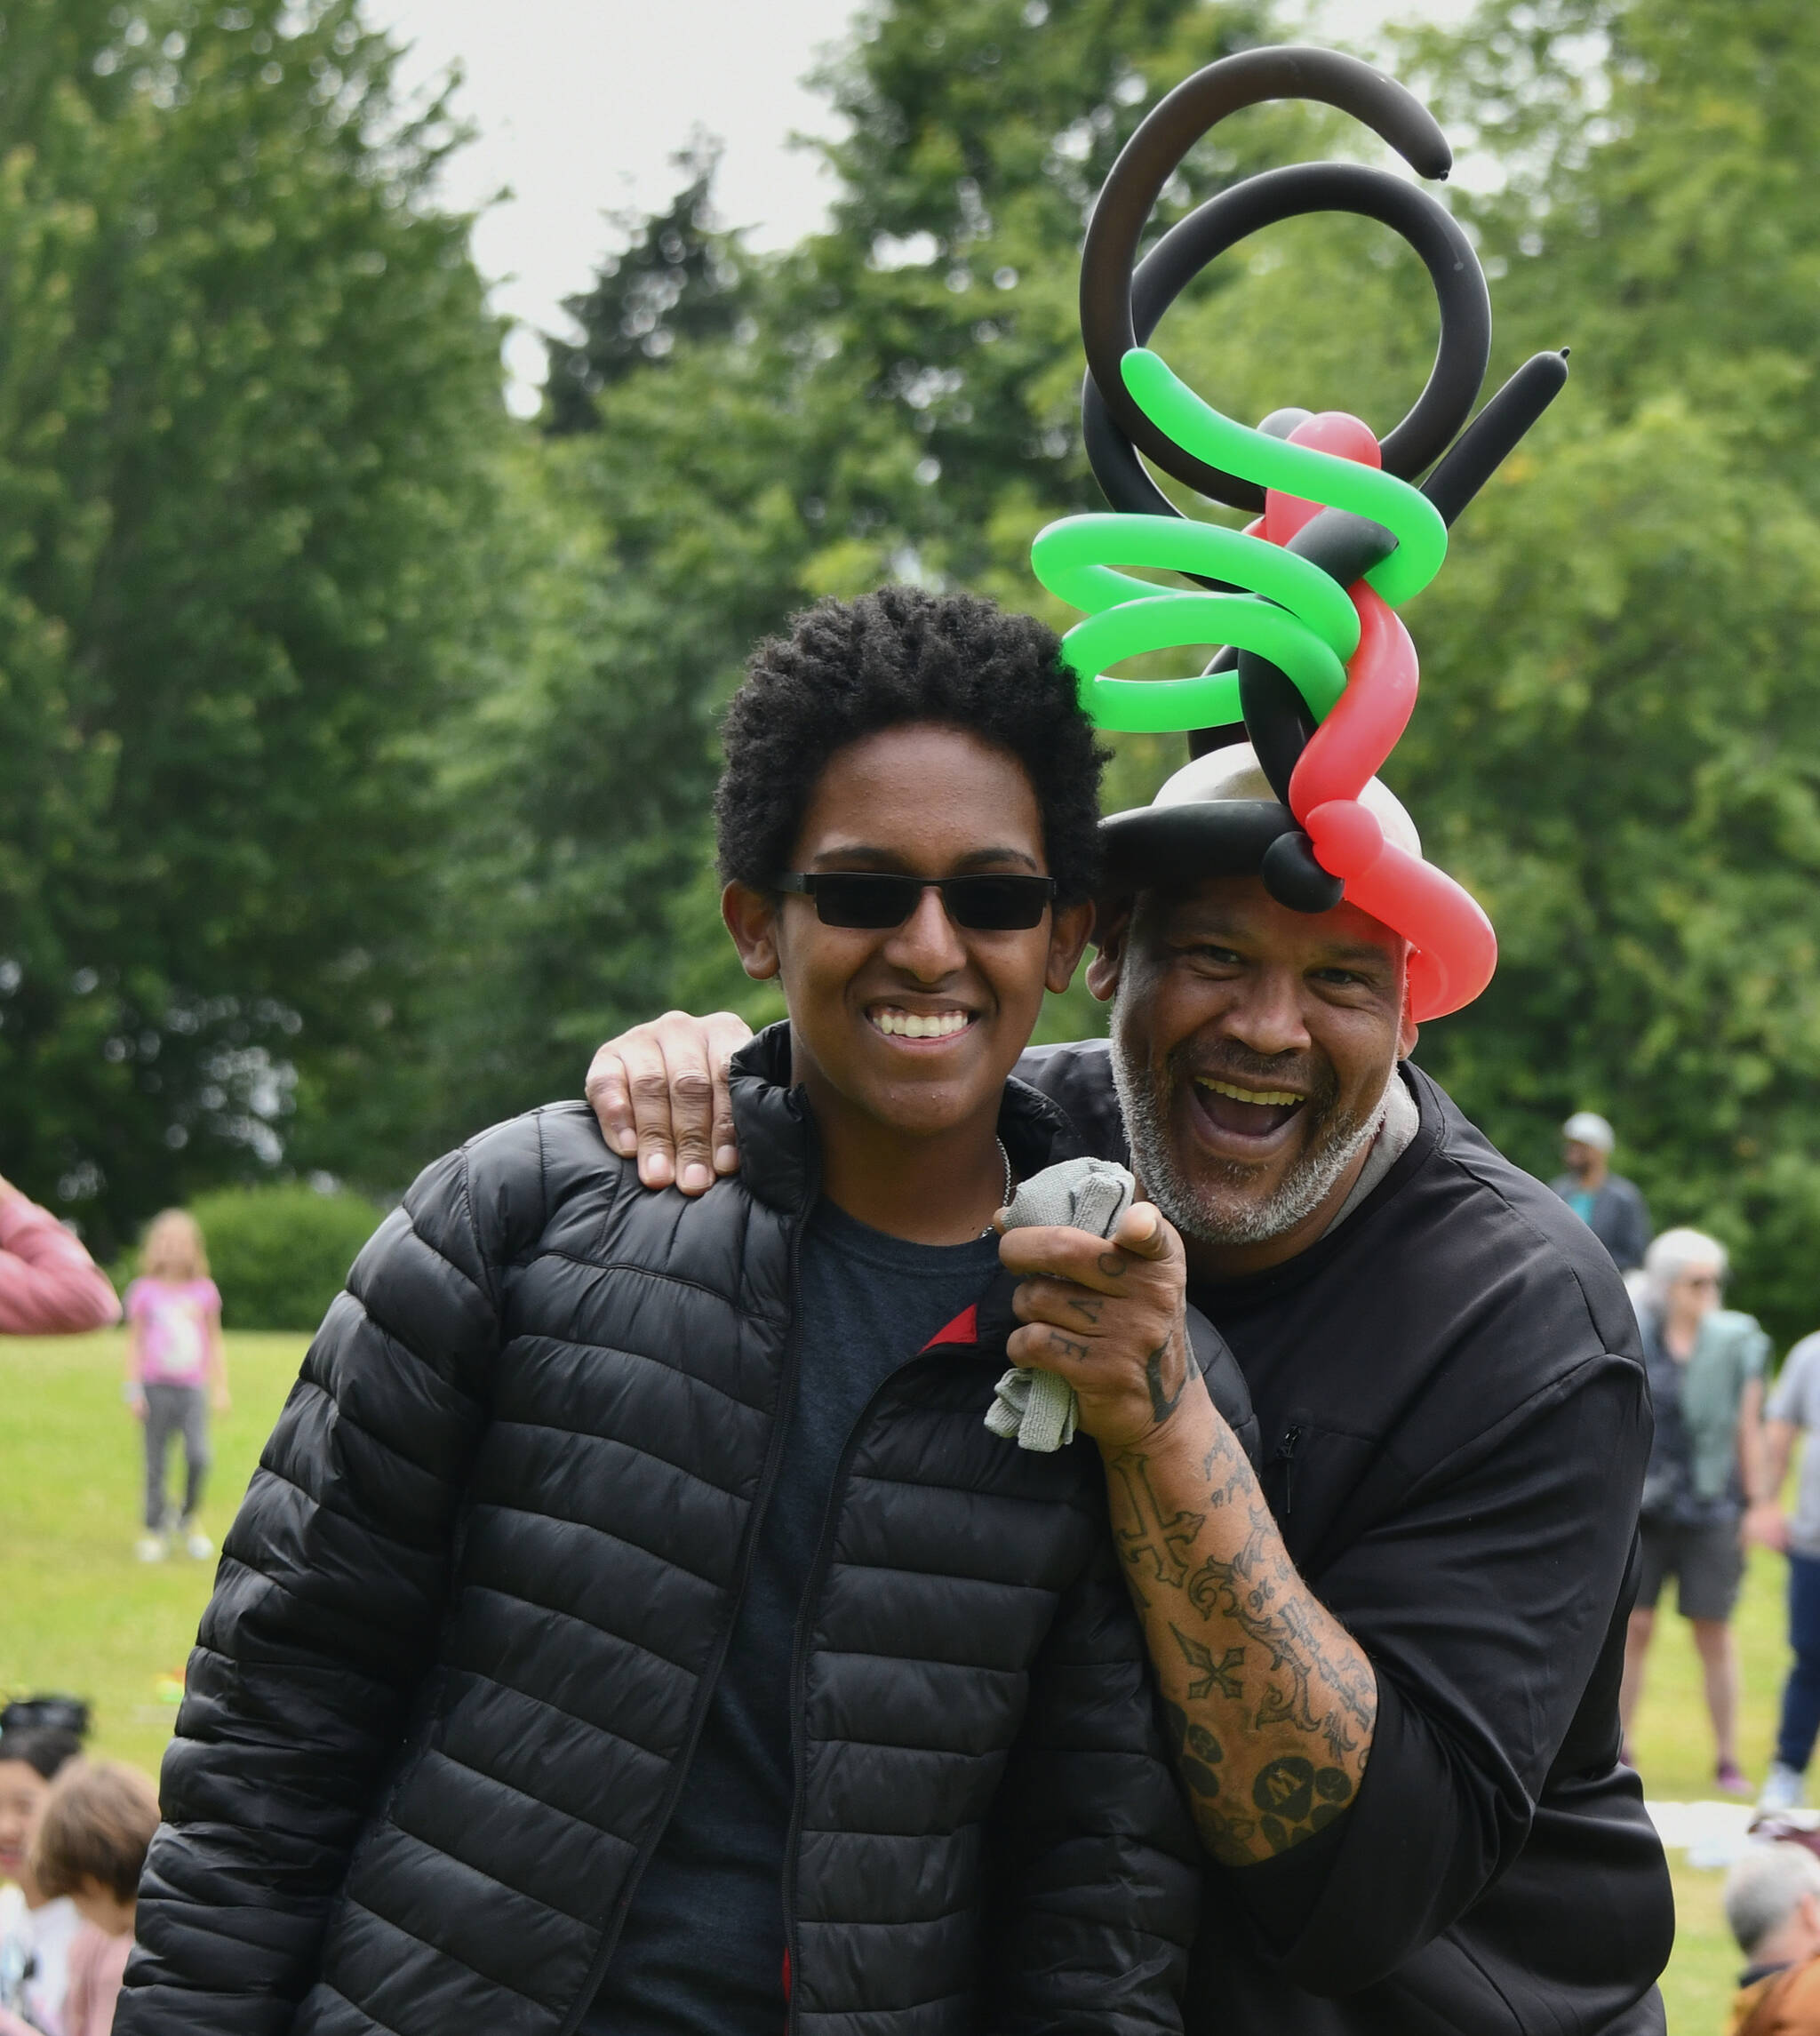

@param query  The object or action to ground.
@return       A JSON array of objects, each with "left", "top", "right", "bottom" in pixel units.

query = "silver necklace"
[{"left": 982, "top": 1137, "right": 1014, "bottom": 1235}]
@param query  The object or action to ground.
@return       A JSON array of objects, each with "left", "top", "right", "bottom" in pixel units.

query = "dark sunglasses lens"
[
  {"left": 810, "top": 874, "right": 922, "bottom": 928},
  {"left": 943, "top": 877, "right": 1053, "bottom": 929}
]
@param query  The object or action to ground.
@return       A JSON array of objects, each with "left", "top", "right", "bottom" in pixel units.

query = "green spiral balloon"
[{"left": 1031, "top": 348, "right": 1449, "bottom": 733}]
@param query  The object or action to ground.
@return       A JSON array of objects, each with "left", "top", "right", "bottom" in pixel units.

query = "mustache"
[{"left": 1166, "top": 1038, "right": 1339, "bottom": 1115}]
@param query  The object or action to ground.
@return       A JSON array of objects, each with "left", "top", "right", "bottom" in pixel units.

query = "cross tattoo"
[
  {"left": 1113, "top": 1457, "right": 1204, "bottom": 1589},
  {"left": 1171, "top": 1625, "right": 1246, "bottom": 1701}
]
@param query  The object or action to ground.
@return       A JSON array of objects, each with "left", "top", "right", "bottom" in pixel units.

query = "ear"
[
  {"left": 722, "top": 882, "right": 782, "bottom": 982},
  {"left": 1397, "top": 956, "right": 1420, "bottom": 1060},
  {"left": 1085, "top": 895, "right": 1134, "bottom": 1004},
  {"left": 1044, "top": 899, "right": 1096, "bottom": 995}
]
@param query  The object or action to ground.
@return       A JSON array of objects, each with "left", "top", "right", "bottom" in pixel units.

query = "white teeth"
[
  {"left": 871, "top": 1009, "right": 971, "bottom": 1039},
  {"left": 1195, "top": 1077, "right": 1304, "bottom": 1107}
]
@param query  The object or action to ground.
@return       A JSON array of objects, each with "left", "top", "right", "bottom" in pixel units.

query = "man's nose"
[
  {"left": 882, "top": 884, "right": 969, "bottom": 980},
  {"left": 1222, "top": 966, "right": 1313, "bottom": 1057}
]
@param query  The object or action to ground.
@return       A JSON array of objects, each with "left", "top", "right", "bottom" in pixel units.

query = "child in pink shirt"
[{"left": 123, "top": 1212, "right": 228, "bottom": 1564}]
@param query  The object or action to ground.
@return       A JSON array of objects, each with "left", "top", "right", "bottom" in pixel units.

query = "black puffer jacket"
[{"left": 119, "top": 1029, "right": 1207, "bottom": 2036}]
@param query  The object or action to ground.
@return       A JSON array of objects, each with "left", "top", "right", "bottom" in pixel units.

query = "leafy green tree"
[
  {"left": 0, "top": 0, "right": 518, "bottom": 1245},
  {"left": 1366, "top": 0, "right": 1820, "bottom": 1337},
  {"left": 478, "top": 0, "right": 1293, "bottom": 1088}
]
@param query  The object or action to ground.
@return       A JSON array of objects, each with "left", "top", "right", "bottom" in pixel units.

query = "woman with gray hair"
[
  {"left": 1621, "top": 1226, "right": 1770, "bottom": 1792},
  {"left": 1725, "top": 1840, "right": 1820, "bottom": 2031}
]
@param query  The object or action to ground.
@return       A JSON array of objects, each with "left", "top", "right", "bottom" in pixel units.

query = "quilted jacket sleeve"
[
  {"left": 117, "top": 1118, "right": 547, "bottom": 2035},
  {"left": 981, "top": 1521, "right": 1201, "bottom": 2033}
]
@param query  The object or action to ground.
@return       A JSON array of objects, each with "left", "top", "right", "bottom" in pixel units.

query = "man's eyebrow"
[
  {"left": 1161, "top": 914, "right": 1397, "bottom": 971},
  {"left": 809, "top": 844, "right": 1042, "bottom": 871}
]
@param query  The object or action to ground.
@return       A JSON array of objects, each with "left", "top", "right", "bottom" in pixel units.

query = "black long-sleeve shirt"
[{"left": 1018, "top": 1043, "right": 1674, "bottom": 2036}]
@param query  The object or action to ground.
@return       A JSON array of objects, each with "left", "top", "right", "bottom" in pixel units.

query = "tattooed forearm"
[{"left": 1106, "top": 1407, "right": 1377, "bottom": 1867}]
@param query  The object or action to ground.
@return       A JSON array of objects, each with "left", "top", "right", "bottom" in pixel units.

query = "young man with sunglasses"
[{"left": 120, "top": 587, "right": 1209, "bottom": 2036}]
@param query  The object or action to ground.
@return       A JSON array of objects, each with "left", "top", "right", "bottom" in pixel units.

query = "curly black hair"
[{"left": 715, "top": 586, "right": 1107, "bottom": 905}]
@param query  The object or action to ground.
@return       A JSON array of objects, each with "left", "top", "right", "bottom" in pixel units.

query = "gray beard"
[{"left": 1111, "top": 998, "right": 1390, "bottom": 1248}]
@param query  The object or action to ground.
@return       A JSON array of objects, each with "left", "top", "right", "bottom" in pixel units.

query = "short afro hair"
[{"left": 716, "top": 586, "right": 1107, "bottom": 905}]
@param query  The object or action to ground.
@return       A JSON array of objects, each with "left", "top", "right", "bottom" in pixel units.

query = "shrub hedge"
[{"left": 174, "top": 1184, "right": 386, "bottom": 1332}]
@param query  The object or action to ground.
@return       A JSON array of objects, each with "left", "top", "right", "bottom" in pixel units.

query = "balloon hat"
[{"left": 1030, "top": 45, "right": 1568, "bottom": 1021}]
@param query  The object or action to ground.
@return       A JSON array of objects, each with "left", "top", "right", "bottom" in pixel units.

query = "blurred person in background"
[
  {"left": 122, "top": 1213, "right": 226, "bottom": 1565},
  {"left": 28, "top": 1764, "right": 157, "bottom": 2036},
  {"left": 1725, "top": 1842, "right": 1820, "bottom": 2033},
  {"left": 1744, "top": 1325, "right": 1820, "bottom": 1815},
  {"left": 1552, "top": 1111, "right": 1652, "bottom": 1272},
  {"left": 1622, "top": 1227, "right": 1770, "bottom": 1792},
  {"left": 0, "top": 1181, "right": 118, "bottom": 1338},
  {"left": 0, "top": 1703, "right": 88, "bottom": 2035}
]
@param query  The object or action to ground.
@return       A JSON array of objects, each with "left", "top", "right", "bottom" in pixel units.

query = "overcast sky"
[{"left": 362, "top": 0, "right": 1480, "bottom": 411}]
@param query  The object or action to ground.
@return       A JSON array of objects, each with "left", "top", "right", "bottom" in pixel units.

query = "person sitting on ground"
[
  {"left": 1621, "top": 1226, "right": 1769, "bottom": 1794},
  {"left": 584, "top": 737, "right": 1674, "bottom": 2035},
  {"left": 31, "top": 1761, "right": 159, "bottom": 2036},
  {"left": 1726, "top": 1842, "right": 1820, "bottom": 2033},
  {"left": 0, "top": 1178, "right": 119, "bottom": 1337},
  {"left": 1551, "top": 1111, "right": 1652, "bottom": 1272},
  {"left": 123, "top": 1211, "right": 227, "bottom": 1565},
  {"left": 0, "top": 1705, "right": 88, "bottom": 2035},
  {"left": 120, "top": 588, "right": 1206, "bottom": 2036}
]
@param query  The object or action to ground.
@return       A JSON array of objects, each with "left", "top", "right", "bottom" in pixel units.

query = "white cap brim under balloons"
[{"left": 1098, "top": 740, "right": 1420, "bottom": 894}]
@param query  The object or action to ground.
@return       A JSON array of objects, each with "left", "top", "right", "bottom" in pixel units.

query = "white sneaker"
[
  {"left": 135, "top": 1532, "right": 169, "bottom": 1563},
  {"left": 184, "top": 1530, "right": 213, "bottom": 1561},
  {"left": 1760, "top": 1761, "right": 1807, "bottom": 1815}
]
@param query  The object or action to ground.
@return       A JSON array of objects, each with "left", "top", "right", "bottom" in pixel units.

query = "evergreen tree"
[{"left": 543, "top": 140, "right": 754, "bottom": 436}]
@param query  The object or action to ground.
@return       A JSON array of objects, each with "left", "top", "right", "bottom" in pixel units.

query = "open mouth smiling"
[{"left": 1191, "top": 1074, "right": 1309, "bottom": 1141}]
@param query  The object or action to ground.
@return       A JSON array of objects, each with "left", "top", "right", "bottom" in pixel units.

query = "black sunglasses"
[{"left": 773, "top": 871, "right": 1058, "bottom": 930}]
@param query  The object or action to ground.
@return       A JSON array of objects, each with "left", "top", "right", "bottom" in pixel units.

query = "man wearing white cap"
[
  {"left": 584, "top": 739, "right": 1672, "bottom": 2034},
  {"left": 1553, "top": 1109, "right": 1654, "bottom": 1272}
]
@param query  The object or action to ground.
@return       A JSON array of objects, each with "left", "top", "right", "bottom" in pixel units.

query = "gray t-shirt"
[{"left": 1768, "top": 1332, "right": 1820, "bottom": 1555}]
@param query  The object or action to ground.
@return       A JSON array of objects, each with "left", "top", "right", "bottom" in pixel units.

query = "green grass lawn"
[
  {"left": 0, "top": 1329, "right": 308, "bottom": 1774},
  {"left": 0, "top": 1328, "right": 1798, "bottom": 2028}
]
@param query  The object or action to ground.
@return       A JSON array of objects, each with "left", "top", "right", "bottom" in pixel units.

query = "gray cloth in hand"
[{"left": 985, "top": 1155, "right": 1137, "bottom": 1452}]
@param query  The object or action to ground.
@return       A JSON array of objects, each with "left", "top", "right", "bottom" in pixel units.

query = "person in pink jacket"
[{"left": 0, "top": 1180, "right": 120, "bottom": 1337}]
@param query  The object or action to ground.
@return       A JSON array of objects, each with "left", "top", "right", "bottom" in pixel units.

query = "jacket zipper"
[
  {"left": 780, "top": 1334, "right": 978, "bottom": 2033},
  {"left": 555, "top": 1138, "right": 818, "bottom": 2036},
  {"left": 1273, "top": 1422, "right": 1305, "bottom": 1517}
]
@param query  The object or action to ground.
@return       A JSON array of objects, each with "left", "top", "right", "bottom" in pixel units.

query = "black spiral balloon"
[{"left": 1074, "top": 44, "right": 1568, "bottom": 770}]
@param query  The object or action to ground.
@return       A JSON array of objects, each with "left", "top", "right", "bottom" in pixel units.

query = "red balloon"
[
  {"left": 1289, "top": 587, "right": 1417, "bottom": 817},
  {"left": 1242, "top": 411, "right": 1497, "bottom": 1019}
]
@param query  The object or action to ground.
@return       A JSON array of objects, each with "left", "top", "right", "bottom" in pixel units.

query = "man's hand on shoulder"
[
  {"left": 997, "top": 1202, "right": 1202, "bottom": 1455},
  {"left": 586, "top": 1011, "right": 754, "bottom": 1194}
]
